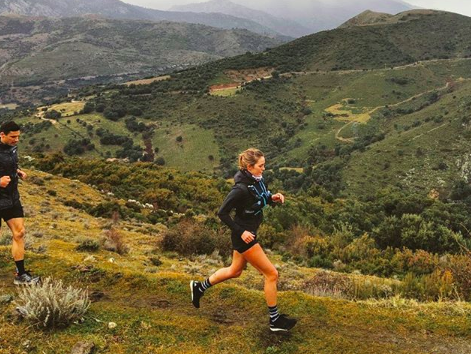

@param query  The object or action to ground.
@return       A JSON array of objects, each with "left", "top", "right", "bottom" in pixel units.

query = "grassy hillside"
[
  {"left": 166, "top": 10, "right": 471, "bottom": 75},
  {"left": 14, "top": 57, "right": 471, "bottom": 180},
  {"left": 342, "top": 77, "right": 471, "bottom": 195},
  {"left": 6, "top": 10, "right": 471, "bottom": 192},
  {"left": 5, "top": 10, "right": 470, "bottom": 106},
  {"left": 0, "top": 169, "right": 471, "bottom": 354}
]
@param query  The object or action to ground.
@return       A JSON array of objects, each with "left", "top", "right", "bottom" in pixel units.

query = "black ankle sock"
[
  {"left": 268, "top": 305, "right": 280, "bottom": 323},
  {"left": 199, "top": 278, "right": 212, "bottom": 292},
  {"left": 15, "top": 260, "right": 25, "bottom": 275}
]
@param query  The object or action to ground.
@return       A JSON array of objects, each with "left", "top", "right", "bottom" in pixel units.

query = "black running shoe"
[
  {"left": 270, "top": 314, "right": 297, "bottom": 332},
  {"left": 14, "top": 272, "right": 41, "bottom": 286},
  {"left": 190, "top": 280, "right": 204, "bottom": 308}
]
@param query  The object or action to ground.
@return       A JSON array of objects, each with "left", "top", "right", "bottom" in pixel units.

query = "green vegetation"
[
  {"left": 12, "top": 56, "right": 471, "bottom": 190},
  {"left": 3, "top": 13, "right": 471, "bottom": 351},
  {"left": 0, "top": 169, "right": 470, "bottom": 353},
  {"left": 29, "top": 155, "right": 226, "bottom": 222},
  {"left": 21, "top": 156, "right": 471, "bottom": 301}
]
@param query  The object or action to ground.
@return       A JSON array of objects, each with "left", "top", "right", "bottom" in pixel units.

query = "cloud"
[{"left": 405, "top": 0, "right": 471, "bottom": 16}]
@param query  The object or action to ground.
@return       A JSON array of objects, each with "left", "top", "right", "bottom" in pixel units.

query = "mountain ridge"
[
  {"left": 0, "top": 0, "right": 286, "bottom": 38},
  {"left": 222, "top": 0, "right": 417, "bottom": 33},
  {"left": 171, "top": 0, "right": 310, "bottom": 38},
  {"left": 339, "top": 9, "right": 445, "bottom": 28},
  {"left": 0, "top": 15, "right": 282, "bottom": 89}
]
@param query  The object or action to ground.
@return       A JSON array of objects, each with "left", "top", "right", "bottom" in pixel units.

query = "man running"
[{"left": 0, "top": 121, "right": 39, "bottom": 285}]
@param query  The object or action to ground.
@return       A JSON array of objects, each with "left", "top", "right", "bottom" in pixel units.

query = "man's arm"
[{"left": 17, "top": 169, "right": 27, "bottom": 180}]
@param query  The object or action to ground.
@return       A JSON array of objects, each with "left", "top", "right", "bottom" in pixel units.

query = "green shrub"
[
  {"left": 76, "top": 238, "right": 100, "bottom": 252},
  {"left": 0, "top": 233, "right": 11, "bottom": 246},
  {"left": 46, "top": 190, "right": 57, "bottom": 196},
  {"left": 149, "top": 256, "right": 162, "bottom": 266},
  {"left": 257, "top": 224, "right": 284, "bottom": 249},
  {"left": 448, "top": 254, "right": 471, "bottom": 301},
  {"left": 160, "top": 219, "right": 219, "bottom": 257}
]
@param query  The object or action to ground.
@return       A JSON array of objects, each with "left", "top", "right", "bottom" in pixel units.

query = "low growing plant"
[{"left": 15, "top": 277, "right": 90, "bottom": 328}]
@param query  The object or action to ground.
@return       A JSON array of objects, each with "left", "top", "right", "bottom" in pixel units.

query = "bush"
[
  {"left": 0, "top": 233, "right": 11, "bottom": 245},
  {"left": 64, "top": 139, "right": 94, "bottom": 156},
  {"left": 29, "top": 176, "right": 45, "bottom": 186},
  {"left": 125, "top": 117, "right": 147, "bottom": 132},
  {"left": 15, "top": 277, "right": 90, "bottom": 328},
  {"left": 47, "top": 190, "right": 57, "bottom": 197},
  {"left": 82, "top": 102, "right": 94, "bottom": 114},
  {"left": 257, "top": 224, "right": 284, "bottom": 249},
  {"left": 149, "top": 256, "right": 162, "bottom": 266},
  {"left": 155, "top": 157, "right": 166, "bottom": 166},
  {"left": 102, "top": 228, "right": 129, "bottom": 255},
  {"left": 76, "top": 238, "right": 100, "bottom": 252},
  {"left": 303, "top": 270, "right": 352, "bottom": 299},
  {"left": 448, "top": 254, "right": 471, "bottom": 301},
  {"left": 44, "top": 110, "right": 61, "bottom": 119},
  {"left": 160, "top": 219, "right": 217, "bottom": 257}
]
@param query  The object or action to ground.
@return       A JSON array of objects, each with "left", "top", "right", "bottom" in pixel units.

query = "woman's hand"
[
  {"left": 241, "top": 231, "right": 255, "bottom": 244},
  {"left": 271, "top": 193, "right": 285, "bottom": 204}
]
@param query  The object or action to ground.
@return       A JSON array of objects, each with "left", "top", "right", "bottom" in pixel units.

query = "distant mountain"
[
  {"left": 339, "top": 9, "right": 443, "bottom": 28},
  {"left": 0, "top": 15, "right": 282, "bottom": 86},
  {"left": 171, "top": 0, "right": 308, "bottom": 38},
  {"left": 235, "top": 10, "right": 471, "bottom": 73},
  {"left": 232, "top": 0, "right": 417, "bottom": 33},
  {"left": 338, "top": 10, "right": 395, "bottom": 28},
  {"left": 0, "top": 0, "right": 285, "bottom": 38}
]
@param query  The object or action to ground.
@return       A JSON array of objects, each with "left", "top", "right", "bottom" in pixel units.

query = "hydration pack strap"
[{"left": 246, "top": 182, "right": 271, "bottom": 215}]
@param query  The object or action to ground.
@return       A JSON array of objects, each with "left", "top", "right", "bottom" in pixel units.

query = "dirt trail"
[
  {"left": 210, "top": 57, "right": 471, "bottom": 96},
  {"left": 412, "top": 123, "right": 448, "bottom": 141},
  {"left": 285, "top": 57, "right": 471, "bottom": 78}
]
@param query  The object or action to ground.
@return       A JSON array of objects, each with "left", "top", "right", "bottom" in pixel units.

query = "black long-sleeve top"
[
  {"left": 0, "top": 143, "right": 20, "bottom": 209},
  {"left": 217, "top": 170, "right": 273, "bottom": 236}
]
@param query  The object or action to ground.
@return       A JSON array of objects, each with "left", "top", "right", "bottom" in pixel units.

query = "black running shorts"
[
  {"left": 231, "top": 230, "right": 258, "bottom": 253},
  {"left": 0, "top": 203, "right": 24, "bottom": 226}
]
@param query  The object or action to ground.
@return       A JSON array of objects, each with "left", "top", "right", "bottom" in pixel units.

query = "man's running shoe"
[
  {"left": 14, "top": 272, "right": 41, "bottom": 286},
  {"left": 190, "top": 280, "right": 204, "bottom": 308},
  {"left": 270, "top": 314, "right": 297, "bottom": 332}
]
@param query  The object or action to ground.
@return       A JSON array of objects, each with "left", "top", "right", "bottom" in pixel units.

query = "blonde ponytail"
[{"left": 238, "top": 148, "right": 264, "bottom": 170}]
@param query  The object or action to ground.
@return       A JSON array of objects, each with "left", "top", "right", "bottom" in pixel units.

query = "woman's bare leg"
[
  {"left": 241, "top": 244, "right": 278, "bottom": 306},
  {"left": 208, "top": 250, "right": 247, "bottom": 285}
]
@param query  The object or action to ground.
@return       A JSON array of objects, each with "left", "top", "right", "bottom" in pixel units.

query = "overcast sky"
[
  {"left": 407, "top": 0, "right": 471, "bottom": 16},
  {"left": 122, "top": 0, "right": 471, "bottom": 16}
]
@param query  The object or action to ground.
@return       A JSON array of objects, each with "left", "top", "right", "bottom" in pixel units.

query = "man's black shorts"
[{"left": 0, "top": 204, "right": 24, "bottom": 226}]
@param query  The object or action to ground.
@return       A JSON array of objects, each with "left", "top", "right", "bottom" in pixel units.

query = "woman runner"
[{"left": 190, "top": 148, "right": 297, "bottom": 332}]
